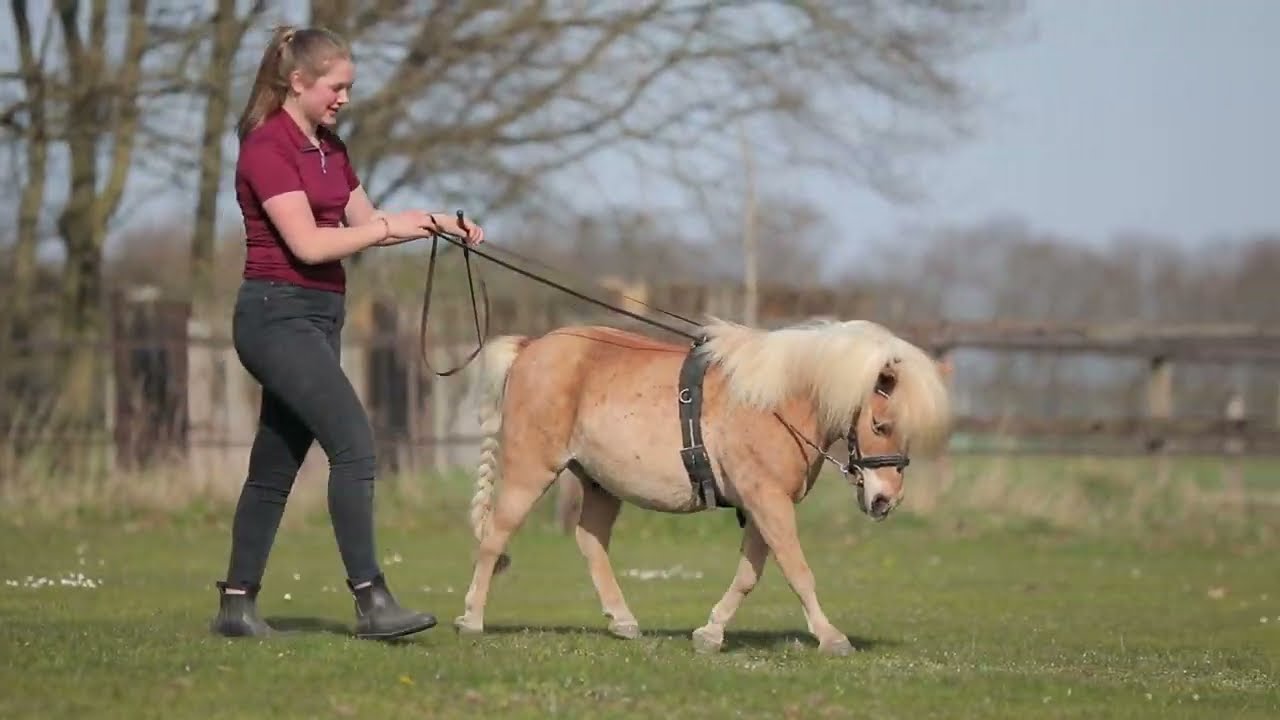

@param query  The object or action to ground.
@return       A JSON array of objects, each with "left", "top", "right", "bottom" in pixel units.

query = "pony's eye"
[{"left": 872, "top": 419, "right": 891, "bottom": 436}]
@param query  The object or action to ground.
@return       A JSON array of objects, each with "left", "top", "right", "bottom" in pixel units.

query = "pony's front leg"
[
  {"left": 748, "top": 491, "right": 853, "bottom": 656},
  {"left": 692, "top": 520, "right": 768, "bottom": 654}
]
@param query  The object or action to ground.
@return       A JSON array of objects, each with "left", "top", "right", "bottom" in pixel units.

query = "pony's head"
[
  {"left": 844, "top": 353, "right": 951, "bottom": 520},
  {"left": 699, "top": 318, "right": 953, "bottom": 520}
]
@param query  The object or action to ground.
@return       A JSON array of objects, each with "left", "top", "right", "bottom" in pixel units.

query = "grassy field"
[{"left": 1, "top": 457, "right": 1278, "bottom": 719}]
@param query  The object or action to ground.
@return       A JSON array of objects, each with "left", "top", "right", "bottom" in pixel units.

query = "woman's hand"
[
  {"left": 428, "top": 212, "right": 486, "bottom": 245},
  {"left": 380, "top": 210, "right": 436, "bottom": 240}
]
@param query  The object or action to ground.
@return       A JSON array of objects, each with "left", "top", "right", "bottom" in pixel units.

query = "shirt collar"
[{"left": 268, "top": 107, "right": 331, "bottom": 152}]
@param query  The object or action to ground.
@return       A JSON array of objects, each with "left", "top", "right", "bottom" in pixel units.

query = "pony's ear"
[{"left": 876, "top": 360, "right": 899, "bottom": 396}]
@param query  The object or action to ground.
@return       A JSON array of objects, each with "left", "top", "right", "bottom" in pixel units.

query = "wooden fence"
[
  {"left": 899, "top": 320, "right": 1280, "bottom": 457},
  {"left": 4, "top": 283, "right": 1279, "bottom": 480}
]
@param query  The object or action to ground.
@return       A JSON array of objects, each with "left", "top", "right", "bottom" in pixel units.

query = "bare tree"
[
  {"left": 7, "top": 1, "right": 55, "bottom": 333},
  {"left": 49, "top": 0, "right": 152, "bottom": 338},
  {"left": 315, "top": 2, "right": 1025, "bottom": 221},
  {"left": 1, "top": 1, "right": 229, "bottom": 336},
  {"left": 0, "top": 0, "right": 227, "bottom": 439},
  {"left": 190, "top": 0, "right": 263, "bottom": 307}
]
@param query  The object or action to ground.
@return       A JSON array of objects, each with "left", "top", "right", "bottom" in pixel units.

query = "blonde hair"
[
  {"left": 236, "top": 25, "right": 351, "bottom": 141},
  {"left": 698, "top": 317, "right": 953, "bottom": 458}
]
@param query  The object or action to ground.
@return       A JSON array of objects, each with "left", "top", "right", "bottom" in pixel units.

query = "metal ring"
[{"left": 678, "top": 388, "right": 692, "bottom": 404}]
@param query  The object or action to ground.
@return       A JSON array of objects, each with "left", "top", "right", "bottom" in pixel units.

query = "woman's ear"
[{"left": 287, "top": 68, "right": 307, "bottom": 96}]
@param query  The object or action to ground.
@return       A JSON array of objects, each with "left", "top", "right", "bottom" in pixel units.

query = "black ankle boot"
[
  {"left": 347, "top": 574, "right": 437, "bottom": 640},
  {"left": 210, "top": 581, "right": 273, "bottom": 638}
]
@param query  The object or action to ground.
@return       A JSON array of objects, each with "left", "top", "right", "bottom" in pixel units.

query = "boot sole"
[{"left": 355, "top": 616, "right": 438, "bottom": 641}]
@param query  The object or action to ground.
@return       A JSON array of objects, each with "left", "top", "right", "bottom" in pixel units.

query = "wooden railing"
[{"left": 3, "top": 286, "right": 1279, "bottom": 475}]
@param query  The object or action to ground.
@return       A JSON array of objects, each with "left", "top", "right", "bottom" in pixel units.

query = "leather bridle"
[
  {"left": 844, "top": 404, "right": 911, "bottom": 483},
  {"left": 776, "top": 387, "right": 911, "bottom": 493}
]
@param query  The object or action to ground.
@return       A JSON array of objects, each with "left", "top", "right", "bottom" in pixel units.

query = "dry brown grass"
[
  {"left": 4, "top": 438, "right": 1278, "bottom": 552},
  {"left": 893, "top": 452, "right": 1280, "bottom": 547}
]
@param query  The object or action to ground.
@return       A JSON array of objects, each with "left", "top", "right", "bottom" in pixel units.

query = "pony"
[{"left": 452, "top": 316, "right": 952, "bottom": 656}]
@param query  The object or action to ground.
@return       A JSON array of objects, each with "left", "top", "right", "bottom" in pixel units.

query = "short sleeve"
[
  {"left": 343, "top": 155, "right": 360, "bottom": 191},
  {"left": 239, "top": 139, "right": 303, "bottom": 202}
]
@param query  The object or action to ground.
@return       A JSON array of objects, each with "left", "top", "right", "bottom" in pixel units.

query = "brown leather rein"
[
  {"left": 418, "top": 210, "right": 701, "bottom": 376},
  {"left": 418, "top": 211, "right": 910, "bottom": 483}
]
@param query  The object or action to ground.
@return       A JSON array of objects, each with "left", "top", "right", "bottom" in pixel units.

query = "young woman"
[{"left": 210, "top": 25, "right": 484, "bottom": 640}]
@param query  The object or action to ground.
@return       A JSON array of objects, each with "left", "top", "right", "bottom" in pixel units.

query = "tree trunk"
[
  {"left": 9, "top": 0, "right": 49, "bottom": 335},
  {"left": 54, "top": 0, "right": 149, "bottom": 339},
  {"left": 191, "top": 0, "right": 255, "bottom": 309},
  {"left": 58, "top": 135, "right": 104, "bottom": 338}
]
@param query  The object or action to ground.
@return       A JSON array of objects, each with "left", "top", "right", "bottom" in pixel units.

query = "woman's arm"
[
  {"left": 344, "top": 186, "right": 485, "bottom": 248},
  {"left": 263, "top": 190, "right": 390, "bottom": 263},
  {"left": 343, "top": 185, "right": 419, "bottom": 247},
  {"left": 241, "top": 141, "right": 394, "bottom": 263}
]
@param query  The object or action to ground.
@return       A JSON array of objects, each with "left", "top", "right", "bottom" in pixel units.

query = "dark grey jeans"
[{"left": 222, "top": 278, "right": 381, "bottom": 589}]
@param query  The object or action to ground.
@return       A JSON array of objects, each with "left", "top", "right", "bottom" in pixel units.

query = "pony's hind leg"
[
  {"left": 692, "top": 519, "right": 768, "bottom": 653},
  {"left": 454, "top": 456, "right": 559, "bottom": 635},
  {"left": 567, "top": 465, "right": 640, "bottom": 639}
]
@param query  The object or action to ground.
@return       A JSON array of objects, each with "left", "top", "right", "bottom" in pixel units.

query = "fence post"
[
  {"left": 1145, "top": 355, "right": 1173, "bottom": 485},
  {"left": 364, "top": 297, "right": 408, "bottom": 475},
  {"left": 935, "top": 346, "right": 955, "bottom": 501},
  {"left": 185, "top": 318, "right": 215, "bottom": 492},
  {"left": 111, "top": 286, "right": 190, "bottom": 471},
  {"left": 1223, "top": 391, "right": 1246, "bottom": 511}
]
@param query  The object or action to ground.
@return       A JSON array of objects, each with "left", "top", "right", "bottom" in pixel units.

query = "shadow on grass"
[
  {"left": 265, "top": 616, "right": 352, "bottom": 636},
  {"left": 263, "top": 616, "right": 439, "bottom": 646},
  {"left": 254, "top": 616, "right": 896, "bottom": 653},
  {"left": 479, "top": 623, "right": 896, "bottom": 653}
]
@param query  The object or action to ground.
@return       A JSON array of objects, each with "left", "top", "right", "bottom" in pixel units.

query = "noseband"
[{"left": 841, "top": 405, "right": 910, "bottom": 488}]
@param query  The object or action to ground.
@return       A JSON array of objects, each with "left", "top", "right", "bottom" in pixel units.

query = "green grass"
[{"left": 1, "top": 468, "right": 1278, "bottom": 720}]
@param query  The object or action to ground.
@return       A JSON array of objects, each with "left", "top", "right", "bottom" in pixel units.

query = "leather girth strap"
[{"left": 678, "top": 337, "right": 746, "bottom": 528}]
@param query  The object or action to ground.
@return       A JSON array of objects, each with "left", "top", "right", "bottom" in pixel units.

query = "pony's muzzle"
[
  {"left": 854, "top": 468, "right": 897, "bottom": 521},
  {"left": 869, "top": 494, "right": 892, "bottom": 520}
]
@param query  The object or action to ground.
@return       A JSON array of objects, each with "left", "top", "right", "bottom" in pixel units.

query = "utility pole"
[{"left": 738, "top": 122, "right": 758, "bottom": 327}]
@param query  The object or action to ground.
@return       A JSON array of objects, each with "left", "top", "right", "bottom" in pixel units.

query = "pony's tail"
[{"left": 469, "top": 335, "right": 526, "bottom": 575}]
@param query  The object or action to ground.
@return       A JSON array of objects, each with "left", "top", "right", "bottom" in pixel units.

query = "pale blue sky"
[{"left": 818, "top": 0, "right": 1280, "bottom": 252}]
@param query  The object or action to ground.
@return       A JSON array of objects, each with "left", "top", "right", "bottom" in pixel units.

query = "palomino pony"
[{"left": 453, "top": 316, "right": 951, "bottom": 656}]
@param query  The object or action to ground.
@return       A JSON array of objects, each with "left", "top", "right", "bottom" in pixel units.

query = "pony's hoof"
[
  {"left": 819, "top": 636, "right": 854, "bottom": 657},
  {"left": 691, "top": 626, "right": 723, "bottom": 654},
  {"left": 453, "top": 616, "right": 483, "bottom": 635},
  {"left": 608, "top": 620, "right": 641, "bottom": 640}
]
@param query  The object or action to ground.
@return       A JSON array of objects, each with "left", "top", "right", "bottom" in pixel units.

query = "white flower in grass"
[
  {"left": 8, "top": 571, "right": 102, "bottom": 589},
  {"left": 620, "top": 564, "right": 703, "bottom": 581}
]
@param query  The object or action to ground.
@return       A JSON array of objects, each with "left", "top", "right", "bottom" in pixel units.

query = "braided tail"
[{"left": 468, "top": 335, "right": 526, "bottom": 574}]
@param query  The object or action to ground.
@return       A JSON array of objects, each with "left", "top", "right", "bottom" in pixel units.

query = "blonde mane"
[{"left": 697, "top": 317, "right": 952, "bottom": 458}]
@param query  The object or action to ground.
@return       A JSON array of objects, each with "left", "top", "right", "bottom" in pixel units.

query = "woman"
[{"left": 210, "top": 25, "right": 484, "bottom": 640}]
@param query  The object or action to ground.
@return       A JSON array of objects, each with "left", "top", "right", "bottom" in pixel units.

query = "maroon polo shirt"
[{"left": 235, "top": 108, "right": 362, "bottom": 293}]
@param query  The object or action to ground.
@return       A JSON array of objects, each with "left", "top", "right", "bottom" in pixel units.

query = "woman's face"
[{"left": 291, "top": 57, "right": 354, "bottom": 128}]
